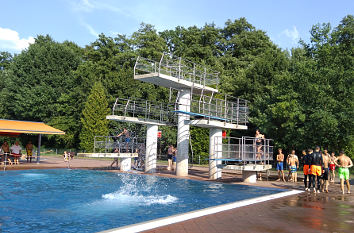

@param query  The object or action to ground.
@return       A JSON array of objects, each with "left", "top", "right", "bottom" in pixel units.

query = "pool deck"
[{"left": 3, "top": 156, "right": 354, "bottom": 233}]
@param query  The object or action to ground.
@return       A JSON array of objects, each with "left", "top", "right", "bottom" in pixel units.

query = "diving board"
[
  {"left": 134, "top": 72, "right": 218, "bottom": 94},
  {"left": 174, "top": 110, "right": 229, "bottom": 121}
]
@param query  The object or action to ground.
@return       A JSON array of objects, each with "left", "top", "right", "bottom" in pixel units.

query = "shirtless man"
[
  {"left": 288, "top": 150, "right": 299, "bottom": 182},
  {"left": 26, "top": 141, "right": 34, "bottom": 163},
  {"left": 329, "top": 152, "right": 336, "bottom": 182},
  {"left": 334, "top": 151, "right": 353, "bottom": 194},
  {"left": 117, "top": 128, "right": 131, "bottom": 152},
  {"left": 321, "top": 149, "right": 330, "bottom": 193},
  {"left": 276, "top": 148, "right": 285, "bottom": 182},
  {"left": 302, "top": 150, "right": 311, "bottom": 191}
]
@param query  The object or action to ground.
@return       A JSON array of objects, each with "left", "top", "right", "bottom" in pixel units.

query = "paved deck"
[{"left": 3, "top": 156, "right": 353, "bottom": 233}]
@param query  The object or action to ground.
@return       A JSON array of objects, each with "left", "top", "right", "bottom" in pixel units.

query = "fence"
[
  {"left": 134, "top": 54, "right": 219, "bottom": 87},
  {"left": 214, "top": 136, "right": 273, "bottom": 164},
  {"left": 112, "top": 98, "right": 175, "bottom": 125}
]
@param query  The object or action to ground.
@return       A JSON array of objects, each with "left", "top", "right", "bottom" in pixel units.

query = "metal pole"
[{"left": 36, "top": 134, "right": 42, "bottom": 164}]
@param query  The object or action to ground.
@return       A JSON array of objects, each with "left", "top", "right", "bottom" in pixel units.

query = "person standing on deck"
[
  {"left": 26, "top": 141, "right": 34, "bottom": 163},
  {"left": 288, "top": 150, "right": 299, "bottom": 182},
  {"left": 302, "top": 150, "right": 311, "bottom": 191},
  {"left": 321, "top": 149, "right": 330, "bottom": 193},
  {"left": 310, "top": 146, "right": 323, "bottom": 193},
  {"left": 334, "top": 151, "right": 353, "bottom": 194},
  {"left": 329, "top": 152, "right": 337, "bottom": 182},
  {"left": 1, "top": 141, "right": 12, "bottom": 165},
  {"left": 167, "top": 145, "right": 176, "bottom": 171},
  {"left": 276, "top": 148, "right": 285, "bottom": 182},
  {"left": 10, "top": 141, "right": 22, "bottom": 165}
]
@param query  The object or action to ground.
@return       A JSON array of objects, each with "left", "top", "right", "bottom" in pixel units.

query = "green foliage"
[
  {"left": 0, "top": 16, "right": 352, "bottom": 159},
  {"left": 79, "top": 81, "right": 110, "bottom": 152}
]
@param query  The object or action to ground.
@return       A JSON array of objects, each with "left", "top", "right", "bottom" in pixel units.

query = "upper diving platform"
[
  {"left": 107, "top": 98, "right": 174, "bottom": 126},
  {"left": 134, "top": 54, "right": 219, "bottom": 94}
]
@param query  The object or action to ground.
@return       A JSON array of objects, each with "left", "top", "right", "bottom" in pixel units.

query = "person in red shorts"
[
  {"left": 302, "top": 150, "right": 311, "bottom": 191},
  {"left": 329, "top": 152, "right": 336, "bottom": 182}
]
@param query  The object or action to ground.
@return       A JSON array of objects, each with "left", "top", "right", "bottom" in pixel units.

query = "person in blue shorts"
[
  {"left": 117, "top": 128, "right": 131, "bottom": 152},
  {"left": 276, "top": 148, "right": 285, "bottom": 181}
]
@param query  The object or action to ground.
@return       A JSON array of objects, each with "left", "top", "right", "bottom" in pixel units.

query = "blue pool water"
[{"left": 0, "top": 169, "right": 284, "bottom": 232}]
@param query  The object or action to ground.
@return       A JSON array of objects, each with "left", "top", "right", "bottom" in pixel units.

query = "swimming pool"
[{"left": 0, "top": 169, "right": 286, "bottom": 232}]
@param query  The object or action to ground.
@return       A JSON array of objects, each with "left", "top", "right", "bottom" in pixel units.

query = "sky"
[{"left": 1, "top": 0, "right": 353, "bottom": 54}]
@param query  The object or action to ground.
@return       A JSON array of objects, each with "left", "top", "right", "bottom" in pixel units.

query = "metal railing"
[
  {"left": 214, "top": 136, "right": 273, "bottom": 164},
  {"left": 134, "top": 54, "right": 219, "bottom": 87},
  {"left": 178, "top": 95, "right": 248, "bottom": 125},
  {"left": 112, "top": 98, "right": 176, "bottom": 125},
  {"left": 94, "top": 135, "right": 146, "bottom": 154}
]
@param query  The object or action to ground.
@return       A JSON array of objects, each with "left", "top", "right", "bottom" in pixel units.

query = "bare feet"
[{"left": 275, "top": 179, "right": 280, "bottom": 181}]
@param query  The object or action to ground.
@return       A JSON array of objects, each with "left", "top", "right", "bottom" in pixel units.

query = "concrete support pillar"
[
  {"left": 209, "top": 128, "right": 222, "bottom": 179},
  {"left": 242, "top": 171, "right": 257, "bottom": 183},
  {"left": 145, "top": 124, "right": 158, "bottom": 173},
  {"left": 176, "top": 89, "right": 191, "bottom": 177},
  {"left": 120, "top": 158, "right": 132, "bottom": 171}
]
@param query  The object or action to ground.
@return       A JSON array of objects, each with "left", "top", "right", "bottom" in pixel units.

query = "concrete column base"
[
  {"left": 145, "top": 124, "right": 158, "bottom": 173},
  {"left": 242, "top": 171, "right": 257, "bottom": 183},
  {"left": 120, "top": 158, "right": 131, "bottom": 171}
]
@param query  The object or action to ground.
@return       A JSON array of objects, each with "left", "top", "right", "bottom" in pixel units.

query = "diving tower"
[
  {"left": 134, "top": 54, "right": 251, "bottom": 178},
  {"left": 106, "top": 98, "right": 173, "bottom": 173}
]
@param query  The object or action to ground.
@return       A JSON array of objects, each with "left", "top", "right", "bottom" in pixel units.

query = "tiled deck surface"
[{"left": 3, "top": 156, "right": 353, "bottom": 233}]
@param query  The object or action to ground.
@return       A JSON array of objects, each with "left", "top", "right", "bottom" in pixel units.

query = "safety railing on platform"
[
  {"left": 94, "top": 135, "right": 146, "bottom": 154},
  {"left": 214, "top": 136, "right": 273, "bottom": 164},
  {"left": 134, "top": 54, "right": 219, "bottom": 87},
  {"left": 112, "top": 98, "right": 176, "bottom": 125},
  {"left": 178, "top": 95, "right": 248, "bottom": 125}
]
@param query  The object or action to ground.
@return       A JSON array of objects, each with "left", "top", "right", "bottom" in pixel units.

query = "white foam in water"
[
  {"left": 21, "top": 173, "right": 47, "bottom": 179},
  {"left": 102, "top": 191, "right": 178, "bottom": 206}
]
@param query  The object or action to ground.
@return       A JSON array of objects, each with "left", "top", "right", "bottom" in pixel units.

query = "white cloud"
[
  {"left": 82, "top": 22, "right": 99, "bottom": 37},
  {"left": 281, "top": 26, "right": 299, "bottom": 45},
  {"left": 0, "top": 27, "right": 34, "bottom": 52}
]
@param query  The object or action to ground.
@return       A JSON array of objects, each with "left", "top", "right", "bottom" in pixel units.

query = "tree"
[{"left": 79, "top": 81, "right": 110, "bottom": 152}]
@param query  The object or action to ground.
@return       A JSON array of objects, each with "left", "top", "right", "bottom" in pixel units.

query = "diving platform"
[
  {"left": 134, "top": 54, "right": 219, "bottom": 94},
  {"left": 189, "top": 119, "right": 248, "bottom": 130},
  {"left": 134, "top": 72, "right": 218, "bottom": 94},
  {"left": 106, "top": 115, "right": 168, "bottom": 126},
  {"left": 77, "top": 153, "right": 138, "bottom": 158}
]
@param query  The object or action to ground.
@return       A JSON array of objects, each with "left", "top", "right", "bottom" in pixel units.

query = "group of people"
[
  {"left": 276, "top": 146, "right": 353, "bottom": 194},
  {"left": 0, "top": 140, "right": 34, "bottom": 165}
]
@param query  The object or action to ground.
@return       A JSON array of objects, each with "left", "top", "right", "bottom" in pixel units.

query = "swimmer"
[
  {"left": 321, "top": 149, "right": 330, "bottom": 193},
  {"left": 276, "top": 148, "right": 285, "bottom": 182},
  {"left": 302, "top": 150, "right": 311, "bottom": 191},
  {"left": 117, "top": 128, "right": 131, "bottom": 153},
  {"left": 288, "top": 150, "right": 299, "bottom": 182},
  {"left": 329, "top": 152, "right": 336, "bottom": 182},
  {"left": 334, "top": 151, "right": 353, "bottom": 194}
]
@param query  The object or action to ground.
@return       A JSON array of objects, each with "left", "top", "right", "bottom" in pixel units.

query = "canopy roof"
[{"left": 0, "top": 119, "right": 65, "bottom": 135}]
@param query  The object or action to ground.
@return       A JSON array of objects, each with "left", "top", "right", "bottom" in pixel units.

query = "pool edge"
[{"left": 99, "top": 189, "right": 303, "bottom": 233}]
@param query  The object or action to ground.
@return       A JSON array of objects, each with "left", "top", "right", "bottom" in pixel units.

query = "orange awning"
[{"left": 0, "top": 119, "right": 65, "bottom": 135}]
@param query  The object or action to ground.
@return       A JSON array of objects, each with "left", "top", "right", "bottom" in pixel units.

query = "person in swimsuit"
[
  {"left": 334, "top": 151, "right": 353, "bottom": 194},
  {"left": 10, "top": 141, "right": 22, "bottom": 165},
  {"left": 167, "top": 145, "right": 175, "bottom": 171},
  {"left": 1, "top": 141, "right": 12, "bottom": 165},
  {"left": 276, "top": 148, "right": 285, "bottom": 182},
  {"left": 321, "top": 149, "right": 330, "bottom": 193},
  {"left": 26, "top": 141, "right": 34, "bottom": 163},
  {"left": 302, "top": 150, "right": 311, "bottom": 191},
  {"left": 288, "top": 150, "right": 299, "bottom": 182},
  {"left": 255, "top": 129, "right": 265, "bottom": 160},
  {"left": 310, "top": 146, "right": 323, "bottom": 193},
  {"left": 117, "top": 128, "right": 131, "bottom": 152},
  {"left": 329, "top": 152, "right": 336, "bottom": 182}
]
